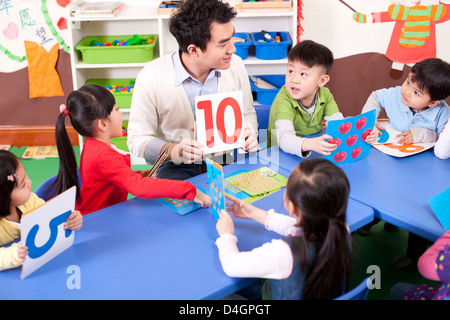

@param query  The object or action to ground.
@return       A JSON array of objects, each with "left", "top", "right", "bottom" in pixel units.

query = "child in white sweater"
[
  {"left": 435, "top": 117, "right": 450, "bottom": 159},
  {"left": 215, "top": 158, "right": 352, "bottom": 300}
]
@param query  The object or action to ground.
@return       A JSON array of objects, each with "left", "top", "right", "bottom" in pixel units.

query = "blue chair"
[
  {"left": 35, "top": 171, "right": 81, "bottom": 202},
  {"left": 254, "top": 104, "right": 271, "bottom": 148},
  {"left": 335, "top": 278, "right": 370, "bottom": 300}
]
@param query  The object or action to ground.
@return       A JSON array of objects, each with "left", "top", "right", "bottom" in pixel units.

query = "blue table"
[
  {"left": 258, "top": 146, "right": 448, "bottom": 242},
  {"left": 0, "top": 160, "right": 373, "bottom": 300}
]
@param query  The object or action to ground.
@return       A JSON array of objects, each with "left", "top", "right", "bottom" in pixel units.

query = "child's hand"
[
  {"left": 397, "top": 130, "right": 413, "bottom": 144},
  {"left": 365, "top": 123, "right": 384, "bottom": 144},
  {"left": 140, "top": 169, "right": 152, "bottom": 177},
  {"left": 193, "top": 189, "right": 211, "bottom": 208},
  {"left": 302, "top": 134, "right": 338, "bottom": 155},
  {"left": 64, "top": 210, "right": 83, "bottom": 231},
  {"left": 216, "top": 210, "right": 234, "bottom": 237},
  {"left": 225, "top": 193, "right": 256, "bottom": 219},
  {"left": 16, "top": 243, "right": 28, "bottom": 263}
]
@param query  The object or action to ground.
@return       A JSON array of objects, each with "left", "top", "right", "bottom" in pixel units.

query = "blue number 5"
[{"left": 26, "top": 210, "right": 73, "bottom": 259}]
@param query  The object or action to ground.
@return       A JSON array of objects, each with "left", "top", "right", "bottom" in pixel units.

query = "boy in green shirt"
[{"left": 267, "top": 40, "right": 343, "bottom": 157}]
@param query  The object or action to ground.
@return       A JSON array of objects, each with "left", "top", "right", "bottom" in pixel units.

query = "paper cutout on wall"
[
  {"left": 351, "top": 1, "right": 450, "bottom": 64},
  {"left": 0, "top": 0, "right": 70, "bottom": 72},
  {"left": 324, "top": 109, "right": 376, "bottom": 164},
  {"left": 429, "top": 187, "right": 450, "bottom": 231},
  {"left": 21, "top": 187, "right": 76, "bottom": 279},
  {"left": 24, "top": 40, "right": 64, "bottom": 98}
]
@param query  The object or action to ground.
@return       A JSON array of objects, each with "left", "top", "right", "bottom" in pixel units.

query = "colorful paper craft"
[
  {"left": 429, "top": 187, "right": 450, "bottom": 231},
  {"left": 324, "top": 109, "right": 376, "bottom": 164},
  {"left": 154, "top": 187, "right": 207, "bottom": 216},
  {"left": 227, "top": 167, "right": 287, "bottom": 197},
  {"left": 206, "top": 159, "right": 226, "bottom": 220},
  {"left": 372, "top": 122, "right": 435, "bottom": 157},
  {"left": 21, "top": 186, "right": 76, "bottom": 279}
]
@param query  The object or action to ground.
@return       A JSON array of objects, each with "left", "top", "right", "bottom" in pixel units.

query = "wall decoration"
[{"left": 350, "top": 0, "right": 450, "bottom": 67}]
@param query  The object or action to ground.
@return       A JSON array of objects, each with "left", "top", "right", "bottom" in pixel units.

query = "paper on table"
[{"left": 429, "top": 187, "right": 450, "bottom": 231}]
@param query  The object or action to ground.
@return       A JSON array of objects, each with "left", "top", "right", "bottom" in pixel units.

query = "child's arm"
[
  {"left": 193, "top": 188, "right": 211, "bottom": 208},
  {"left": 275, "top": 120, "right": 338, "bottom": 156},
  {"left": 408, "top": 127, "right": 440, "bottom": 144},
  {"left": 302, "top": 134, "right": 339, "bottom": 156},
  {"left": 418, "top": 230, "right": 450, "bottom": 281},
  {"left": 275, "top": 119, "right": 311, "bottom": 158},
  {"left": 215, "top": 210, "right": 294, "bottom": 279},
  {"left": 435, "top": 120, "right": 450, "bottom": 159},
  {"left": 223, "top": 194, "right": 299, "bottom": 236},
  {"left": 0, "top": 242, "right": 27, "bottom": 271},
  {"left": 362, "top": 91, "right": 385, "bottom": 144}
]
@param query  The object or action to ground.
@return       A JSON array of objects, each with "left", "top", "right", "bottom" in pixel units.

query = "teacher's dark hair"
[{"left": 169, "top": 0, "right": 236, "bottom": 53}]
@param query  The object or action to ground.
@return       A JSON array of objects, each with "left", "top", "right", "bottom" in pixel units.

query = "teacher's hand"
[
  {"left": 170, "top": 137, "right": 204, "bottom": 164},
  {"left": 241, "top": 127, "right": 259, "bottom": 152}
]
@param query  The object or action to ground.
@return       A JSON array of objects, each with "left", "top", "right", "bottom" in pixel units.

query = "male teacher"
[{"left": 127, "top": 0, "right": 259, "bottom": 180}]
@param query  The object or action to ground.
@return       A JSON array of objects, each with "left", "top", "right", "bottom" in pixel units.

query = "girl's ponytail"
[{"left": 52, "top": 105, "right": 79, "bottom": 198}]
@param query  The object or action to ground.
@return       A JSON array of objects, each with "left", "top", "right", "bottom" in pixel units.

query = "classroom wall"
[
  {"left": 301, "top": 0, "right": 450, "bottom": 115},
  {"left": 1, "top": 0, "right": 450, "bottom": 128}
]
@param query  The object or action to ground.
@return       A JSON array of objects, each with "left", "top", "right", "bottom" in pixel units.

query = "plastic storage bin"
[
  {"left": 233, "top": 32, "right": 252, "bottom": 60},
  {"left": 249, "top": 74, "right": 285, "bottom": 105},
  {"left": 251, "top": 32, "right": 292, "bottom": 60},
  {"left": 85, "top": 78, "right": 135, "bottom": 109},
  {"left": 75, "top": 34, "right": 158, "bottom": 64}
]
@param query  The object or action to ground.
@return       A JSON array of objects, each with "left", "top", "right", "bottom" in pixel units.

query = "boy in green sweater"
[{"left": 267, "top": 40, "right": 343, "bottom": 157}]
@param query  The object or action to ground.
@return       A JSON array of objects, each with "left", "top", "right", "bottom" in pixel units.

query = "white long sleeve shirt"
[
  {"left": 434, "top": 117, "right": 450, "bottom": 159},
  {"left": 215, "top": 210, "right": 301, "bottom": 279}
]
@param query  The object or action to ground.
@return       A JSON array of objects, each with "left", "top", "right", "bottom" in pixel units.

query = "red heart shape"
[
  {"left": 339, "top": 122, "right": 351, "bottom": 135},
  {"left": 57, "top": 0, "right": 71, "bottom": 7}
]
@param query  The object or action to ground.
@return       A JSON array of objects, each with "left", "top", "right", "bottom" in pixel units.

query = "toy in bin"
[
  {"left": 232, "top": 32, "right": 252, "bottom": 60},
  {"left": 249, "top": 75, "right": 285, "bottom": 105},
  {"left": 251, "top": 31, "right": 292, "bottom": 60},
  {"left": 75, "top": 34, "right": 158, "bottom": 64}
]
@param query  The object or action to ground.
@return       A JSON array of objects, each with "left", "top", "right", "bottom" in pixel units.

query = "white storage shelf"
[{"left": 68, "top": 0, "right": 297, "bottom": 150}]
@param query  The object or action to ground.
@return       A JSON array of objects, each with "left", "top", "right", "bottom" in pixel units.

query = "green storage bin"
[
  {"left": 85, "top": 78, "right": 135, "bottom": 109},
  {"left": 75, "top": 34, "right": 158, "bottom": 64},
  {"left": 112, "top": 120, "right": 129, "bottom": 152}
]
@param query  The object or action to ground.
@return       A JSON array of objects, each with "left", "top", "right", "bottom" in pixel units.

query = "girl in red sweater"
[{"left": 54, "top": 85, "right": 210, "bottom": 215}]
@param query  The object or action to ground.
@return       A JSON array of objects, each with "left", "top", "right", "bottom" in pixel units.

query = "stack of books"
[{"left": 70, "top": 1, "right": 125, "bottom": 18}]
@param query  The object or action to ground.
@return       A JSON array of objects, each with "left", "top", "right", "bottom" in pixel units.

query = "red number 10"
[{"left": 197, "top": 97, "right": 243, "bottom": 148}]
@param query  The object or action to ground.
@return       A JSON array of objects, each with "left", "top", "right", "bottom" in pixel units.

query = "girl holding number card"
[{"left": 0, "top": 150, "right": 82, "bottom": 271}]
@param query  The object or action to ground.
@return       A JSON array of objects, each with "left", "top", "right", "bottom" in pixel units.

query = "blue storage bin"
[
  {"left": 233, "top": 32, "right": 252, "bottom": 60},
  {"left": 249, "top": 74, "right": 285, "bottom": 105},
  {"left": 251, "top": 31, "right": 292, "bottom": 60}
]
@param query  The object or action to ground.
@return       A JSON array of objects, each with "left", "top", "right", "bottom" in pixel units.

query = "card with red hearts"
[{"left": 324, "top": 109, "right": 376, "bottom": 164}]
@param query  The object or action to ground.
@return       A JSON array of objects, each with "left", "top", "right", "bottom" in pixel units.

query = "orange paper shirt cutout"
[{"left": 24, "top": 41, "right": 64, "bottom": 98}]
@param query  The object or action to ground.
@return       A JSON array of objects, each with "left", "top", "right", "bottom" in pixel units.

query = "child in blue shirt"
[
  {"left": 363, "top": 58, "right": 450, "bottom": 145},
  {"left": 361, "top": 57, "right": 450, "bottom": 268}
]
